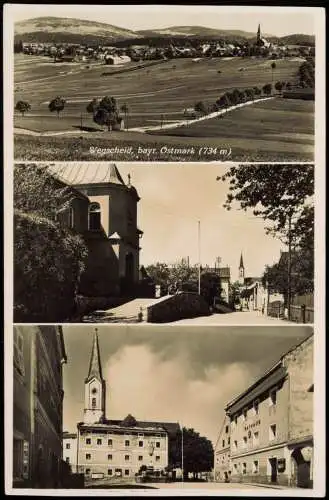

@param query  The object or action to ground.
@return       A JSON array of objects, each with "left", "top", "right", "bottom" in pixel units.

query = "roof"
[
  {"left": 63, "top": 432, "right": 77, "bottom": 439},
  {"left": 239, "top": 253, "right": 244, "bottom": 269},
  {"left": 48, "top": 163, "right": 126, "bottom": 187},
  {"left": 206, "top": 267, "right": 231, "bottom": 279},
  {"left": 78, "top": 418, "right": 180, "bottom": 436},
  {"left": 225, "top": 364, "right": 287, "bottom": 415},
  {"left": 85, "top": 329, "right": 103, "bottom": 383}
]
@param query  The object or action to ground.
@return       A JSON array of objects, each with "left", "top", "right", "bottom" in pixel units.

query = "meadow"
[{"left": 14, "top": 53, "right": 314, "bottom": 161}]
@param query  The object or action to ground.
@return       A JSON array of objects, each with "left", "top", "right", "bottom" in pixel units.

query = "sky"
[
  {"left": 113, "top": 162, "right": 285, "bottom": 282},
  {"left": 62, "top": 325, "right": 313, "bottom": 445},
  {"left": 8, "top": 5, "right": 316, "bottom": 37}
]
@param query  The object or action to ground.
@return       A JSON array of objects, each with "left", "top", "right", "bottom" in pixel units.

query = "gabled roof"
[
  {"left": 49, "top": 163, "right": 126, "bottom": 187},
  {"left": 78, "top": 417, "right": 180, "bottom": 436}
]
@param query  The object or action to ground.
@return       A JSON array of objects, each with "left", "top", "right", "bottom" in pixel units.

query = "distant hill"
[
  {"left": 137, "top": 26, "right": 272, "bottom": 39},
  {"left": 14, "top": 16, "right": 142, "bottom": 43},
  {"left": 14, "top": 17, "right": 314, "bottom": 46}
]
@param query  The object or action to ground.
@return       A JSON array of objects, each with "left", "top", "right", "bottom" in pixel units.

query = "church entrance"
[{"left": 269, "top": 458, "right": 278, "bottom": 483}]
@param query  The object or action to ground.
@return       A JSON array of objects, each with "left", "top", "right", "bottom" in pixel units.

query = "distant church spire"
[
  {"left": 257, "top": 23, "right": 261, "bottom": 43},
  {"left": 84, "top": 329, "right": 106, "bottom": 424},
  {"left": 86, "top": 328, "right": 103, "bottom": 383},
  {"left": 238, "top": 253, "right": 245, "bottom": 284}
]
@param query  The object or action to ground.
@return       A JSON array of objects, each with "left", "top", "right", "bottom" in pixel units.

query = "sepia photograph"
[
  {"left": 14, "top": 162, "right": 314, "bottom": 325},
  {"left": 9, "top": 4, "right": 316, "bottom": 162},
  {"left": 12, "top": 324, "right": 314, "bottom": 491}
]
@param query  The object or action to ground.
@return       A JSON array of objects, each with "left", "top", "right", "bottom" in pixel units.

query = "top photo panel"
[{"left": 11, "top": 5, "right": 317, "bottom": 162}]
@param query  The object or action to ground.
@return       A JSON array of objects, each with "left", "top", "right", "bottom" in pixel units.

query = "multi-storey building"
[
  {"left": 215, "top": 334, "right": 313, "bottom": 488},
  {"left": 13, "top": 325, "right": 67, "bottom": 487},
  {"left": 214, "top": 416, "right": 231, "bottom": 482},
  {"left": 63, "top": 329, "right": 179, "bottom": 481}
]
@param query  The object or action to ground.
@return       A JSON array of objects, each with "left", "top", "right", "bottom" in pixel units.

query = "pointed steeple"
[
  {"left": 239, "top": 253, "right": 244, "bottom": 269},
  {"left": 257, "top": 23, "right": 261, "bottom": 41},
  {"left": 85, "top": 328, "right": 103, "bottom": 383}
]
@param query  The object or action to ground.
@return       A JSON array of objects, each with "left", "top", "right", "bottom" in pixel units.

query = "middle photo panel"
[{"left": 14, "top": 162, "right": 314, "bottom": 325}]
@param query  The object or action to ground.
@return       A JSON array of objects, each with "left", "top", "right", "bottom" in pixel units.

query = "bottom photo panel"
[{"left": 13, "top": 324, "right": 314, "bottom": 493}]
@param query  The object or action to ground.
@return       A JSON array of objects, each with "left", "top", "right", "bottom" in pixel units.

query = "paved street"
[
  {"left": 86, "top": 480, "right": 289, "bottom": 491},
  {"left": 172, "top": 310, "right": 295, "bottom": 325}
]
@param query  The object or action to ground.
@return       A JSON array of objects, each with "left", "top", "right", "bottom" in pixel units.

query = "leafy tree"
[
  {"left": 48, "top": 96, "right": 66, "bottom": 118},
  {"left": 15, "top": 100, "right": 31, "bottom": 117},
  {"left": 262, "top": 83, "right": 272, "bottom": 96},
  {"left": 180, "top": 428, "right": 214, "bottom": 480},
  {"left": 245, "top": 88, "right": 255, "bottom": 101},
  {"left": 275, "top": 81, "right": 284, "bottom": 93},
  {"left": 194, "top": 101, "right": 207, "bottom": 115},
  {"left": 217, "top": 164, "right": 314, "bottom": 248},
  {"left": 92, "top": 95, "right": 122, "bottom": 131},
  {"left": 86, "top": 98, "right": 99, "bottom": 114},
  {"left": 253, "top": 86, "right": 262, "bottom": 98},
  {"left": 216, "top": 93, "right": 231, "bottom": 110},
  {"left": 14, "top": 164, "right": 88, "bottom": 322},
  {"left": 271, "top": 61, "right": 277, "bottom": 82}
]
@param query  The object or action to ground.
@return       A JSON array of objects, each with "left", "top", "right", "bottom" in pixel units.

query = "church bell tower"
[
  {"left": 238, "top": 253, "right": 245, "bottom": 285},
  {"left": 84, "top": 328, "right": 106, "bottom": 424}
]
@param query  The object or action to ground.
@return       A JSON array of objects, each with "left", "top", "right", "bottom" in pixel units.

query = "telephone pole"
[{"left": 198, "top": 220, "right": 201, "bottom": 295}]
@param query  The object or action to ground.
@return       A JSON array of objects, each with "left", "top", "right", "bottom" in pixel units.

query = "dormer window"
[{"left": 89, "top": 202, "right": 101, "bottom": 230}]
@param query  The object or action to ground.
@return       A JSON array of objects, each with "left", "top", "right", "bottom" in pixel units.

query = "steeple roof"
[
  {"left": 85, "top": 329, "right": 103, "bottom": 382},
  {"left": 239, "top": 253, "right": 244, "bottom": 269}
]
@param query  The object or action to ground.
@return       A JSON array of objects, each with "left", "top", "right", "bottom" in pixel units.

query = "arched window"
[
  {"left": 88, "top": 202, "right": 101, "bottom": 231},
  {"left": 92, "top": 397, "right": 97, "bottom": 409}
]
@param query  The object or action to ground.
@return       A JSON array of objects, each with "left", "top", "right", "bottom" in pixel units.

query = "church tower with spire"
[
  {"left": 256, "top": 23, "right": 261, "bottom": 45},
  {"left": 238, "top": 253, "right": 245, "bottom": 285},
  {"left": 84, "top": 329, "right": 106, "bottom": 424}
]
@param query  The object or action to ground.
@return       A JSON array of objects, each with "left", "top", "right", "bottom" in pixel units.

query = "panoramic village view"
[
  {"left": 14, "top": 12, "right": 315, "bottom": 161},
  {"left": 13, "top": 325, "right": 314, "bottom": 490}
]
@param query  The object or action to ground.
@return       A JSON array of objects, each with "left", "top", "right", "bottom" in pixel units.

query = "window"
[
  {"left": 228, "top": 437, "right": 230, "bottom": 445},
  {"left": 139, "top": 441, "right": 143, "bottom": 447},
  {"left": 108, "top": 454, "right": 112, "bottom": 460},
  {"left": 253, "top": 431, "right": 259, "bottom": 445},
  {"left": 222, "top": 440, "right": 225, "bottom": 448},
  {"left": 86, "top": 438, "right": 91, "bottom": 445},
  {"left": 88, "top": 202, "right": 101, "bottom": 231},
  {"left": 225, "top": 425, "right": 229, "bottom": 434},
  {"left": 234, "top": 440, "right": 238, "bottom": 451},
  {"left": 156, "top": 442, "right": 160, "bottom": 448},
  {"left": 86, "top": 454, "right": 91, "bottom": 460},
  {"left": 66, "top": 443, "right": 71, "bottom": 449},
  {"left": 253, "top": 460, "right": 259, "bottom": 474},
  {"left": 138, "top": 456, "right": 143, "bottom": 461},
  {"left": 97, "top": 439, "right": 102, "bottom": 445},
  {"left": 156, "top": 456, "right": 160, "bottom": 462},
  {"left": 125, "top": 470, "right": 130, "bottom": 476},
  {"left": 68, "top": 206, "right": 74, "bottom": 229},
  {"left": 14, "top": 328, "right": 25, "bottom": 376},
  {"left": 243, "top": 408, "right": 248, "bottom": 421},
  {"left": 86, "top": 468, "right": 91, "bottom": 475},
  {"left": 242, "top": 463, "right": 247, "bottom": 475},
  {"left": 108, "top": 469, "right": 112, "bottom": 476},
  {"left": 108, "top": 439, "right": 112, "bottom": 446},
  {"left": 243, "top": 436, "right": 247, "bottom": 448},
  {"left": 269, "top": 424, "right": 277, "bottom": 441},
  {"left": 254, "top": 400, "right": 259, "bottom": 415},
  {"left": 125, "top": 440, "right": 130, "bottom": 447},
  {"left": 233, "top": 464, "right": 238, "bottom": 472},
  {"left": 92, "top": 398, "right": 97, "bottom": 409},
  {"left": 65, "top": 457, "right": 70, "bottom": 463},
  {"left": 125, "top": 455, "right": 130, "bottom": 461},
  {"left": 269, "top": 389, "right": 277, "bottom": 406}
]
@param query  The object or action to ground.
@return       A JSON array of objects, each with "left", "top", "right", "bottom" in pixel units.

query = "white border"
[{"left": 4, "top": 4, "right": 326, "bottom": 497}]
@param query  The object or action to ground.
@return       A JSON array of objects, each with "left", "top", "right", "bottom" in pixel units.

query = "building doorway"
[
  {"left": 291, "top": 448, "right": 312, "bottom": 488},
  {"left": 269, "top": 457, "right": 278, "bottom": 483}
]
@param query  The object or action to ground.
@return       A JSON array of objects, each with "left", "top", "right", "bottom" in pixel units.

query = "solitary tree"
[
  {"left": 48, "top": 96, "right": 66, "bottom": 118},
  {"left": 86, "top": 98, "right": 99, "bottom": 115},
  {"left": 271, "top": 61, "right": 277, "bottom": 82},
  {"left": 275, "top": 81, "right": 284, "bottom": 94},
  {"left": 15, "top": 100, "right": 31, "bottom": 117},
  {"left": 194, "top": 101, "right": 208, "bottom": 116},
  {"left": 262, "top": 83, "right": 272, "bottom": 96},
  {"left": 92, "top": 95, "right": 122, "bottom": 131}
]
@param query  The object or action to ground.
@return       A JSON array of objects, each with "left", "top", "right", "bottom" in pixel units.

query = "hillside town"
[{"left": 16, "top": 24, "right": 315, "bottom": 63}]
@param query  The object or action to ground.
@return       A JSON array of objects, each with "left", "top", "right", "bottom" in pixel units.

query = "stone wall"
[{"left": 146, "top": 292, "right": 210, "bottom": 323}]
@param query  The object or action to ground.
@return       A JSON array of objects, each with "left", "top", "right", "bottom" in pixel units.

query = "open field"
[{"left": 14, "top": 53, "right": 314, "bottom": 160}]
